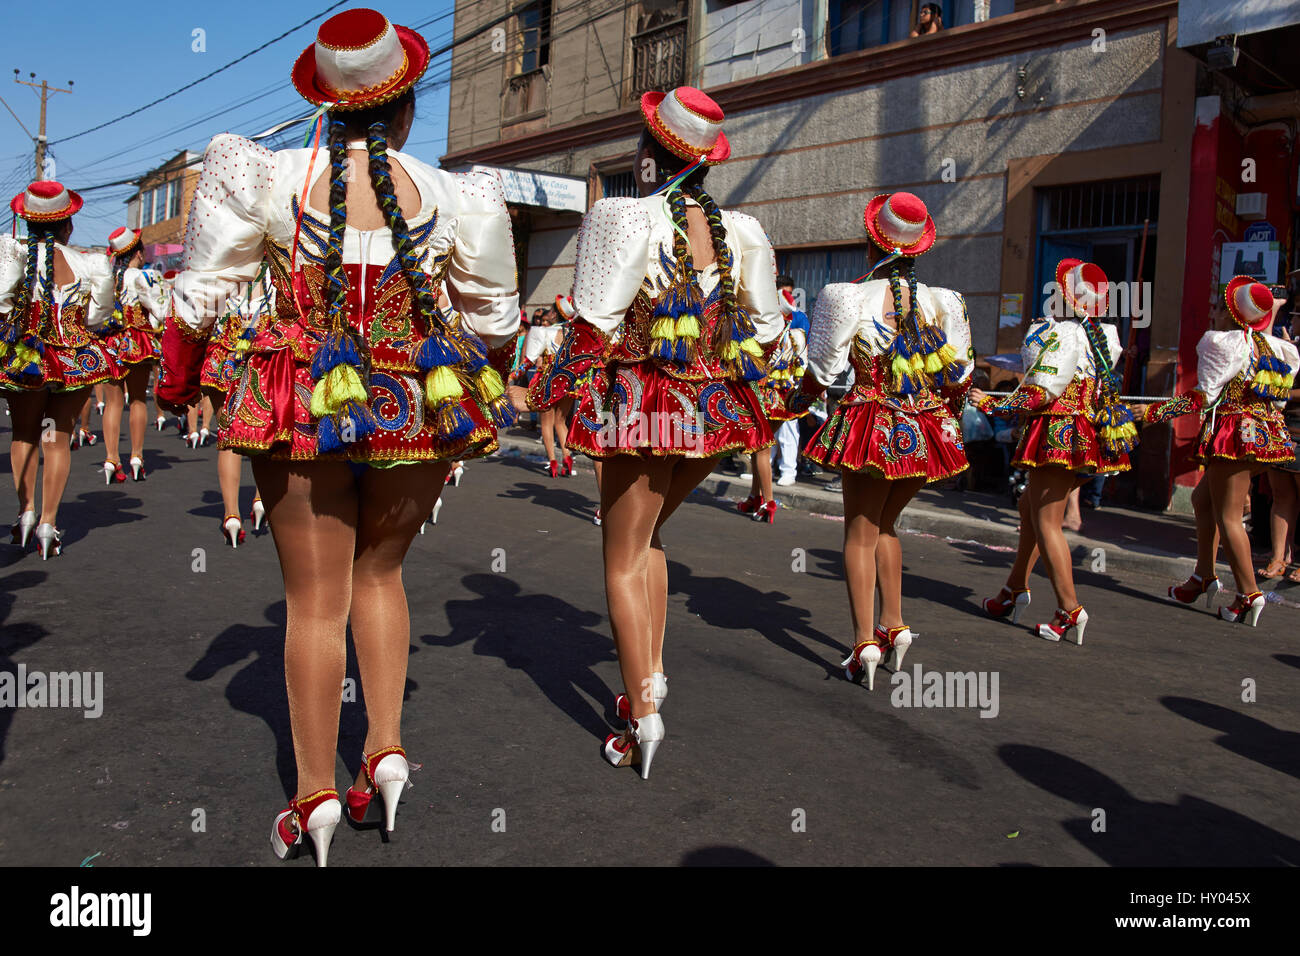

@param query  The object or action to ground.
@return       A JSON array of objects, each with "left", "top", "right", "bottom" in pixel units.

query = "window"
[
  {"left": 169, "top": 179, "right": 183, "bottom": 220},
  {"left": 829, "top": 0, "right": 911, "bottom": 55},
  {"left": 777, "top": 246, "right": 871, "bottom": 315},
  {"left": 515, "top": 0, "right": 551, "bottom": 74},
  {"left": 601, "top": 170, "right": 637, "bottom": 199},
  {"left": 1039, "top": 177, "right": 1160, "bottom": 234},
  {"left": 503, "top": 1, "right": 551, "bottom": 122},
  {"left": 141, "top": 187, "right": 155, "bottom": 228},
  {"left": 630, "top": 11, "right": 688, "bottom": 101}
]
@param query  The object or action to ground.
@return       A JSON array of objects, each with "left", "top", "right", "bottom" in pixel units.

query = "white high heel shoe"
[
  {"left": 1219, "top": 591, "right": 1265, "bottom": 627},
  {"left": 420, "top": 497, "right": 443, "bottom": 535},
  {"left": 199, "top": 427, "right": 211, "bottom": 447},
  {"left": 223, "top": 516, "right": 244, "bottom": 548},
  {"left": 155, "top": 415, "right": 167, "bottom": 432},
  {"left": 603, "top": 712, "right": 665, "bottom": 780},
  {"left": 34, "top": 523, "right": 61, "bottom": 560},
  {"left": 11, "top": 511, "right": 36, "bottom": 549},
  {"left": 103, "top": 460, "right": 119, "bottom": 485},
  {"left": 451, "top": 463, "right": 463, "bottom": 486},
  {"left": 877, "top": 625, "right": 914, "bottom": 671},
  {"left": 345, "top": 746, "right": 411, "bottom": 832},
  {"left": 129, "top": 456, "right": 145, "bottom": 481},
  {"left": 250, "top": 498, "right": 266, "bottom": 532},
  {"left": 187, "top": 431, "right": 200, "bottom": 449},
  {"left": 842, "top": 639, "right": 884, "bottom": 690},
  {"left": 272, "top": 790, "right": 341, "bottom": 868}
]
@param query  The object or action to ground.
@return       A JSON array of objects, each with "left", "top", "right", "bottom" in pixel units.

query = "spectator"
[{"left": 911, "top": 3, "right": 943, "bottom": 36}]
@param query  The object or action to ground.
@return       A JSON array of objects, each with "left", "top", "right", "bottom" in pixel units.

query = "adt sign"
[{"left": 1244, "top": 222, "right": 1277, "bottom": 243}]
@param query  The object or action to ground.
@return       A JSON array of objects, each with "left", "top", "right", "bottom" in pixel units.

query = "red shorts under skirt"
[
  {"left": 218, "top": 347, "right": 498, "bottom": 464},
  {"left": 804, "top": 399, "right": 968, "bottom": 482},
  {"left": 1013, "top": 413, "right": 1130, "bottom": 474},
  {"left": 1196, "top": 411, "right": 1293, "bottom": 465},
  {"left": 567, "top": 361, "right": 774, "bottom": 459},
  {"left": 101, "top": 327, "right": 159, "bottom": 373},
  {"left": 1, "top": 340, "right": 116, "bottom": 393}
]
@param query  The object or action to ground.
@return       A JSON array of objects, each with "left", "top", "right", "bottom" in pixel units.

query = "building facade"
[
  {"left": 443, "top": 0, "right": 1300, "bottom": 508},
  {"left": 124, "top": 150, "right": 200, "bottom": 271}
]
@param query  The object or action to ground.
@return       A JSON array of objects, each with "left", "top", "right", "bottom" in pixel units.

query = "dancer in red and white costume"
[
  {"left": 511, "top": 86, "right": 782, "bottom": 778},
  {"left": 158, "top": 8, "right": 519, "bottom": 865},
  {"left": 100, "top": 227, "right": 166, "bottom": 483},
  {"left": 522, "top": 296, "right": 571, "bottom": 476},
  {"left": 1145, "top": 277, "right": 1298, "bottom": 626},
  {"left": 786, "top": 193, "right": 971, "bottom": 689},
  {"left": 971, "top": 259, "right": 1138, "bottom": 644},
  {"left": 0, "top": 181, "right": 116, "bottom": 558}
]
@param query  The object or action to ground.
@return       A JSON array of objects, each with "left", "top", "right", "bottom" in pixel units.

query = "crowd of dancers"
[{"left": 1, "top": 6, "right": 1295, "bottom": 867}]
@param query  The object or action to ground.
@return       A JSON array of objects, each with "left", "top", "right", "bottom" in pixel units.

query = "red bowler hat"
[
  {"left": 292, "top": 7, "right": 430, "bottom": 110},
  {"left": 1055, "top": 258, "right": 1110, "bottom": 319},
  {"left": 641, "top": 87, "right": 731, "bottom": 165},
  {"left": 1224, "top": 275, "right": 1276, "bottom": 332},
  {"left": 107, "top": 226, "right": 142, "bottom": 258},
  {"left": 555, "top": 293, "right": 575, "bottom": 320},
  {"left": 10, "top": 180, "right": 83, "bottom": 222},
  {"left": 863, "top": 192, "right": 936, "bottom": 256}
]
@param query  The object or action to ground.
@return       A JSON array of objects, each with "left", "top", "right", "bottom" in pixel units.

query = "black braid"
[
  {"left": 366, "top": 121, "right": 440, "bottom": 329},
  {"left": 18, "top": 231, "right": 38, "bottom": 315},
  {"left": 686, "top": 183, "right": 749, "bottom": 352},
  {"left": 38, "top": 229, "right": 56, "bottom": 334},
  {"left": 323, "top": 115, "right": 348, "bottom": 330},
  {"left": 112, "top": 252, "right": 132, "bottom": 322}
]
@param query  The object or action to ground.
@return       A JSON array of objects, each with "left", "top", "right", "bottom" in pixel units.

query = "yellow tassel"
[
  {"left": 0, "top": 342, "right": 8, "bottom": 360},
  {"left": 924, "top": 352, "right": 943, "bottom": 374},
  {"left": 720, "top": 340, "right": 740, "bottom": 361},
  {"left": 234, "top": 340, "right": 251, "bottom": 355},
  {"left": 650, "top": 318, "right": 675, "bottom": 340},
  {"left": 675, "top": 315, "right": 700, "bottom": 340},
  {"left": 937, "top": 343, "right": 957, "bottom": 364},
  {"left": 739, "top": 337, "right": 762, "bottom": 357},
  {"left": 424, "top": 365, "right": 464, "bottom": 408},
  {"left": 310, "top": 364, "right": 367, "bottom": 418},
  {"left": 891, "top": 355, "right": 911, "bottom": 378},
  {"left": 475, "top": 366, "right": 504, "bottom": 403},
  {"left": 910, "top": 353, "right": 925, "bottom": 373}
]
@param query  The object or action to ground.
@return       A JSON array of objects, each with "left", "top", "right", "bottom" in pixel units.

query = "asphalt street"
[{"left": 0, "top": 422, "right": 1297, "bottom": 867}]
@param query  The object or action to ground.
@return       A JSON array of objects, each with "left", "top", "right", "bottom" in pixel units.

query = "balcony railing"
[
  {"left": 630, "top": 18, "right": 687, "bottom": 101},
  {"left": 503, "top": 67, "right": 547, "bottom": 123}
]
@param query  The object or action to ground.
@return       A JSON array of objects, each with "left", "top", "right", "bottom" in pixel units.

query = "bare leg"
[
  {"left": 840, "top": 470, "right": 892, "bottom": 646},
  {"left": 875, "top": 476, "right": 926, "bottom": 628},
  {"left": 1063, "top": 486, "right": 1082, "bottom": 531},
  {"left": 1208, "top": 461, "right": 1258, "bottom": 596},
  {"left": 77, "top": 391, "right": 95, "bottom": 438},
  {"left": 349, "top": 460, "right": 449, "bottom": 789},
  {"left": 186, "top": 404, "right": 199, "bottom": 439},
  {"left": 200, "top": 394, "right": 215, "bottom": 433},
  {"left": 101, "top": 378, "right": 126, "bottom": 466},
  {"left": 1190, "top": 471, "right": 1219, "bottom": 579},
  {"left": 252, "top": 459, "right": 358, "bottom": 798},
  {"left": 755, "top": 444, "right": 774, "bottom": 503},
  {"left": 1262, "top": 469, "right": 1297, "bottom": 572},
  {"left": 1006, "top": 489, "right": 1040, "bottom": 590},
  {"left": 554, "top": 396, "right": 572, "bottom": 456},
  {"left": 125, "top": 363, "right": 152, "bottom": 459},
  {"left": 1026, "top": 467, "right": 1079, "bottom": 610},
  {"left": 540, "top": 407, "right": 557, "bottom": 463},
  {"left": 217, "top": 449, "right": 244, "bottom": 519},
  {"left": 601, "top": 456, "right": 674, "bottom": 718},
  {"left": 7, "top": 391, "right": 44, "bottom": 514},
  {"left": 39, "top": 389, "right": 88, "bottom": 527}
]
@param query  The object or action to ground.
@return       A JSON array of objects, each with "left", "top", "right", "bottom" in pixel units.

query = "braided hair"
[
  {"left": 109, "top": 246, "right": 139, "bottom": 331},
  {"left": 873, "top": 249, "right": 963, "bottom": 396},
  {"left": 1073, "top": 298, "right": 1137, "bottom": 456},
  {"left": 2, "top": 220, "right": 63, "bottom": 373}
]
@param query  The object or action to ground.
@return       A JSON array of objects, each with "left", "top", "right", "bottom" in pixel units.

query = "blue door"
[{"left": 1035, "top": 237, "right": 1092, "bottom": 319}]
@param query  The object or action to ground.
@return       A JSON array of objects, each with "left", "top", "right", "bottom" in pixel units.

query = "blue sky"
[{"left": 0, "top": 1, "right": 456, "bottom": 246}]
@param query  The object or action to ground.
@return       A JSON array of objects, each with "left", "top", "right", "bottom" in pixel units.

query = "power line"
[{"left": 49, "top": 0, "right": 351, "bottom": 146}]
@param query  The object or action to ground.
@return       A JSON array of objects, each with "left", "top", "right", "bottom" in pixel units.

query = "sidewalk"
[{"left": 493, "top": 429, "right": 1295, "bottom": 600}]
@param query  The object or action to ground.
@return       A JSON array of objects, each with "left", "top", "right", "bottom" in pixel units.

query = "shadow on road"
[
  {"left": 496, "top": 459, "right": 598, "bottom": 522},
  {"left": 680, "top": 846, "right": 775, "bottom": 866},
  {"left": 0, "top": 568, "right": 51, "bottom": 766},
  {"left": 421, "top": 573, "right": 615, "bottom": 740},
  {"left": 1162, "top": 696, "right": 1300, "bottom": 782},
  {"left": 999, "top": 743, "right": 1300, "bottom": 865}
]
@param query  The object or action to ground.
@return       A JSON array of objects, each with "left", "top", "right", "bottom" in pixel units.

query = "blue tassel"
[
  {"left": 339, "top": 400, "right": 377, "bottom": 442},
  {"left": 437, "top": 403, "right": 475, "bottom": 442},
  {"left": 414, "top": 334, "right": 460, "bottom": 372},
  {"left": 488, "top": 396, "right": 516, "bottom": 429},
  {"left": 674, "top": 338, "right": 690, "bottom": 363},
  {"left": 653, "top": 338, "right": 675, "bottom": 361},
  {"left": 316, "top": 415, "right": 343, "bottom": 453},
  {"left": 738, "top": 352, "right": 764, "bottom": 381},
  {"left": 466, "top": 354, "right": 488, "bottom": 374},
  {"left": 310, "top": 332, "right": 361, "bottom": 380},
  {"left": 0, "top": 323, "right": 17, "bottom": 345}
]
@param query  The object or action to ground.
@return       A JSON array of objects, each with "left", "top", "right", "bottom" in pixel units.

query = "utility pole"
[{"left": 12, "top": 71, "right": 74, "bottom": 180}]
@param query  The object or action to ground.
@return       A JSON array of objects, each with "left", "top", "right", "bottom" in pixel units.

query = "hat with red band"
[
  {"left": 1055, "top": 258, "right": 1110, "bottom": 320},
  {"left": 863, "top": 192, "right": 936, "bottom": 256},
  {"left": 640, "top": 86, "right": 730, "bottom": 165},
  {"left": 108, "top": 226, "right": 142, "bottom": 258},
  {"left": 555, "top": 294, "right": 575, "bottom": 320},
  {"left": 292, "top": 7, "right": 430, "bottom": 110},
  {"left": 1224, "top": 275, "right": 1276, "bottom": 332},
  {"left": 10, "top": 180, "right": 83, "bottom": 222}
]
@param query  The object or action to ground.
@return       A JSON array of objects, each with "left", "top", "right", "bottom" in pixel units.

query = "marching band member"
[
  {"left": 788, "top": 192, "right": 971, "bottom": 688},
  {"left": 158, "top": 7, "right": 519, "bottom": 864},
  {"left": 0, "top": 181, "right": 116, "bottom": 557},
  {"left": 971, "top": 259, "right": 1137, "bottom": 644},
  {"left": 1144, "top": 277, "right": 1298, "bottom": 626},
  {"left": 511, "top": 86, "right": 783, "bottom": 778}
]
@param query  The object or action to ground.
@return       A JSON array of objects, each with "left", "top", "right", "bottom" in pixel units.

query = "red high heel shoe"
[
  {"left": 752, "top": 500, "right": 777, "bottom": 524},
  {"left": 1168, "top": 573, "right": 1221, "bottom": 608},
  {"left": 1037, "top": 606, "right": 1088, "bottom": 644},
  {"left": 548, "top": 459, "right": 559, "bottom": 478},
  {"left": 875, "top": 624, "right": 914, "bottom": 671},
  {"left": 737, "top": 494, "right": 764, "bottom": 515},
  {"left": 841, "top": 637, "right": 885, "bottom": 690},
  {"left": 1218, "top": 591, "right": 1264, "bottom": 627},
  {"left": 345, "top": 745, "right": 410, "bottom": 832},
  {"left": 562, "top": 453, "right": 574, "bottom": 477},
  {"left": 984, "top": 586, "right": 1031, "bottom": 623},
  {"left": 271, "top": 788, "right": 341, "bottom": 867}
]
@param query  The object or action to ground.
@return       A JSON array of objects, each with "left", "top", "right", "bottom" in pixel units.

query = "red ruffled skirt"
[
  {"left": 101, "top": 326, "right": 159, "bottom": 372},
  {"left": 220, "top": 346, "right": 497, "bottom": 463},
  {"left": 1196, "top": 410, "right": 1293, "bottom": 465},
  {"left": 201, "top": 341, "right": 237, "bottom": 393},
  {"left": 805, "top": 399, "right": 968, "bottom": 481},
  {"left": 567, "top": 361, "right": 773, "bottom": 459},
  {"left": 1, "top": 340, "right": 116, "bottom": 393},
  {"left": 1013, "top": 413, "right": 1130, "bottom": 474}
]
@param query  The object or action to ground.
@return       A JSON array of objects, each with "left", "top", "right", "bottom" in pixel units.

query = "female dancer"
[
  {"left": 0, "top": 181, "right": 115, "bottom": 557},
  {"left": 1254, "top": 306, "right": 1300, "bottom": 581},
  {"left": 522, "top": 298, "right": 572, "bottom": 476},
  {"left": 202, "top": 270, "right": 274, "bottom": 546},
  {"left": 971, "top": 259, "right": 1137, "bottom": 644},
  {"left": 100, "top": 227, "right": 165, "bottom": 482},
  {"left": 1146, "top": 277, "right": 1297, "bottom": 625},
  {"left": 158, "top": 8, "right": 518, "bottom": 865},
  {"left": 786, "top": 193, "right": 971, "bottom": 688},
  {"left": 511, "top": 86, "right": 783, "bottom": 778}
]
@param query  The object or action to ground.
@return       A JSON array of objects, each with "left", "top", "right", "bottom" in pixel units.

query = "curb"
[{"left": 492, "top": 433, "right": 1264, "bottom": 594}]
